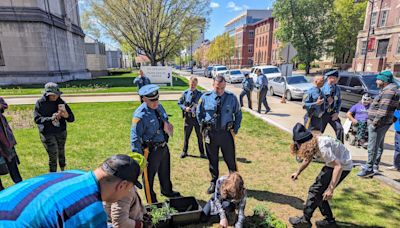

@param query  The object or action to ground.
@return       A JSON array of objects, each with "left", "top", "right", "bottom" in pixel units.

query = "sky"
[
  {"left": 78, "top": 0, "right": 276, "bottom": 45},
  {"left": 206, "top": 0, "right": 275, "bottom": 40}
]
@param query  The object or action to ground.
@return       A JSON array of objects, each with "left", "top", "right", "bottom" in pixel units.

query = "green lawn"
[
  {"left": 2, "top": 102, "right": 400, "bottom": 227},
  {"left": 0, "top": 72, "right": 192, "bottom": 96}
]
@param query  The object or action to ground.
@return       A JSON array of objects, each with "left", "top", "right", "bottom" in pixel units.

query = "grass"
[
  {"left": 2, "top": 101, "right": 400, "bottom": 227},
  {"left": 0, "top": 72, "right": 193, "bottom": 96}
]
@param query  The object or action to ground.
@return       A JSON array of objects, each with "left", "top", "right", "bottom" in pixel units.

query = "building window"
[
  {"left": 397, "top": 38, "right": 400, "bottom": 54},
  {"left": 249, "top": 30, "right": 254, "bottom": 39},
  {"left": 379, "top": 10, "right": 389, "bottom": 27},
  {"left": 370, "top": 12, "right": 377, "bottom": 27},
  {"left": 0, "top": 41, "right": 4, "bottom": 66},
  {"left": 361, "top": 41, "right": 367, "bottom": 55},
  {"left": 376, "top": 39, "right": 389, "bottom": 57},
  {"left": 396, "top": 9, "right": 400, "bottom": 25},
  {"left": 248, "top": 45, "right": 253, "bottom": 53}
]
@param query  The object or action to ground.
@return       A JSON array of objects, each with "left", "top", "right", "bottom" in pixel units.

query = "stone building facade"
[
  {"left": 353, "top": 0, "right": 400, "bottom": 75},
  {"left": 84, "top": 36, "right": 107, "bottom": 77},
  {"left": 0, "top": 0, "right": 90, "bottom": 85}
]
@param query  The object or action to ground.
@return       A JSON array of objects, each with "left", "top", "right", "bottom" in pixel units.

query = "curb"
[{"left": 242, "top": 107, "right": 400, "bottom": 193}]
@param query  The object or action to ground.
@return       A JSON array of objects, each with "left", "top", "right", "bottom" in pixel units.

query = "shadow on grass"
[
  {"left": 247, "top": 189, "right": 304, "bottom": 210},
  {"left": 336, "top": 221, "right": 385, "bottom": 228},
  {"left": 267, "top": 113, "right": 291, "bottom": 117},
  {"left": 237, "top": 157, "right": 252, "bottom": 164}
]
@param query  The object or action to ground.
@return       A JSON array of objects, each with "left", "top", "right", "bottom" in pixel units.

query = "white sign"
[
  {"left": 281, "top": 43, "right": 298, "bottom": 62},
  {"left": 141, "top": 66, "right": 173, "bottom": 85}
]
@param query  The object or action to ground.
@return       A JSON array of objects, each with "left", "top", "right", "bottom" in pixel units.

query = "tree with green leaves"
[
  {"left": 273, "top": 0, "right": 334, "bottom": 74},
  {"left": 86, "top": 0, "right": 210, "bottom": 66},
  {"left": 206, "top": 33, "right": 234, "bottom": 66},
  {"left": 328, "top": 0, "right": 366, "bottom": 64}
]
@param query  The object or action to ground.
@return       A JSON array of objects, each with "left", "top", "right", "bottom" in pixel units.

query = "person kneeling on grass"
[
  {"left": 202, "top": 172, "right": 247, "bottom": 228},
  {"left": 346, "top": 93, "right": 371, "bottom": 147},
  {"left": 289, "top": 123, "right": 352, "bottom": 228},
  {"left": 104, "top": 153, "right": 148, "bottom": 228}
]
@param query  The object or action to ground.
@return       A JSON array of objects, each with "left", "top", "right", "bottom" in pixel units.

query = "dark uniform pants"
[
  {"left": 239, "top": 90, "right": 252, "bottom": 109},
  {"left": 321, "top": 112, "right": 344, "bottom": 142},
  {"left": 303, "top": 114, "right": 322, "bottom": 131},
  {"left": 183, "top": 116, "right": 205, "bottom": 155},
  {"left": 143, "top": 144, "right": 173, "bottom": 203},
  {"left": 205, "top": 129, "right": 237, "bottom": 184},
  {"left": 258, "top": 88, "right": 270, "bottom": 112},
  {"left": 40, "top": 131, "right": 67, "bottom": 172},
  {"left": 303, "top": 166, "right": 350, "bottom": 221}
]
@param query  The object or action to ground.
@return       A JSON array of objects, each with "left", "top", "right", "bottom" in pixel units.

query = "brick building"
[
  {"left": 225, "top": 9, "right": 272, "bottom": 68},
  {"left": 353, "top": 0, "right": 400, "bottom": 75},
  {"left": 254, "top": 17, "right": 274, "bottom": 65}
]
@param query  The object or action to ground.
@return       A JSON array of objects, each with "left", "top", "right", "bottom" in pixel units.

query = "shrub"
[
  {"left": 298, "top": 63, "right": 306, "bottom": 71},
  {"left": 251, "top": 205, "right": 287, "bottom": 228}
]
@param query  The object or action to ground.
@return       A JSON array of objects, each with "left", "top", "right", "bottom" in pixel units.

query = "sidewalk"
[{"left": 176, "top": 70, "right": 400, "bottom": 192}]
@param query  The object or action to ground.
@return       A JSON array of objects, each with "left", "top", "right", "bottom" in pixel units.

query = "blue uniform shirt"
[
  {"left": 394, "top": 110, "right": 400, "bottom": 132},
  {"left": 256, "top": 75, "right": 268, "bottom": 89},
  {"left": 196, "top": 90, "right": 242, "bottom": 133},
  {"left": 0, "top": 170, "right": 107, "bottom": 228},
  {"left": 303, "top": 86, "right": 325, "bottom": 117},
  {"left": 131, "top": 102, "right": 169, "bottom": 154},
  {"left": 177, "top": 89, "right": 203, "bottom": 111},
  {"left": 321, "top": 82, "right": 341, "bottom": 114},
  {"left": 133, "top": 76, "right": 151, "bottom": 89},
  {"left": 242, "top": 78, "right": 254, "bottom": 91}
]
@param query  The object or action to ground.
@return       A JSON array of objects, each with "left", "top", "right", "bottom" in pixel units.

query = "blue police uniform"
[
  {"left": 133, "top": 76, "right": 151, "bottom": 103},
  {"left": 239, "top": 77, "right": 254, "bottom": 109},
  {"left": 320, "top": 73, "right": 344, "bottom": 142},
  {"left": 130, "top": 84, "right": 180, "bottom": 203},
  {"left": 256, "top": 74, "right": 270, "bottom": 113},
  {"left": 177, "top": 88, "right": 205, "bottom": 158},
  {"left": 196, "top": 90, "right": 242, "bottom": 193},
  {"left": 303, "top": 86, "right": 325, "bottom": 131}
]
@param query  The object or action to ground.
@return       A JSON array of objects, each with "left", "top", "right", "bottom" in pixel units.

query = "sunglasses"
[{"left": 148, "top": 97, "right": 159, "bottom": 102}]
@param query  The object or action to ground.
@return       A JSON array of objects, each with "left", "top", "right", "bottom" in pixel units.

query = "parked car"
[
  {"left": 211, "top": 66, "right": 228, "bottom": 78},
  {"left": 269, "top": 75, "right": 313, "bottom": 101},
  {"left": 224, "top": 70, "right": 245, "bottom": 83},
  {"left": 250, "top": 65, "right": 281, "bottom": 83},
  {"left": 204, "top": 66, "right": 213, "bottom": 78}
]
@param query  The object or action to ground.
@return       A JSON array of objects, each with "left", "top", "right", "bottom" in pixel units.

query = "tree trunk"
[{"left": 305, "top": 62, "right": 311, "bottom": 75}]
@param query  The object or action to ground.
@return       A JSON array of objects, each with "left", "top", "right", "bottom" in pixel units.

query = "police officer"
[
  {"left": 130, "top": 84, "right": 180, "bottom": 203},
  {"left": 133, "top": 70, "right": 151, "bottom": 103},
  {"left": 196, "top": 75, "right": 242, "bottom": 194},
  {"left": 239, "top": 73, "right": 254, "bottom": 109},
  {"left": 303, "top": 75, "right": 325, "bottom": 131},
  {"left": 178, "top": 76, "right": 206, "bottom": 159},
  {"left": 321, "top": 70, "right": 344, "bottom": 142},
  {"left": 255, "top": 69, "right": 271, "bottom": 114}
]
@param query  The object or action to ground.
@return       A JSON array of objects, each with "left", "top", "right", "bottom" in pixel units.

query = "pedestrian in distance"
[
  {"left": 177, "top": 76, "right": 206, "bottom": 159},
  {"left": 202, "top": 172, "right": 247, "bottom": 228},
  {"left": 0, "top": 97, "right": 22, "bottom": 191},
  {"left": 346, "top": 93, "right": 372, "bottom": 147},
  {"left": 196, "top": 75, "right": 242, "bottom": 194},
  {"left": 255, "top": 69, "right": 271, "bottom": 114},
  {"left": 239, "top": 73, "right": 254, "bottom": 109},
  {"left": 133, "top": 69, "right": 151, "bottom": 103},
  {"left": 358, "top": 70, "right": 399, "bottom": 177},
  {"left": 289, "top": 123, "right": 352, "bottom": 228},
  {"left": 0, "top": 154, "right": 143, "bottom": 227},
  {"left": 388, "top": 109, "right": 400, "bottom": 172},
  {"left": 303, "top": 75, "right": 325, "bottom": 131},
  {"left": 320, "top": 70, "right": 344, "bottom": 142},
  {"left": 34, "top": 82, "right": 74, "bottom": 172},
  {"left": 130, "top": 84, "right": 181, "bottom": 203}
]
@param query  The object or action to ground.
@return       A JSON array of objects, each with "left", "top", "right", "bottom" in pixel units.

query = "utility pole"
[{"left": 356, "top": 0, "right": 374, "bottom": 72}]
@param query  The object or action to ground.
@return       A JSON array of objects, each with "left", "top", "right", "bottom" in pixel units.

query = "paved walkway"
[{"left": 177, "top": 70, "right": 400, "bottom": 191}]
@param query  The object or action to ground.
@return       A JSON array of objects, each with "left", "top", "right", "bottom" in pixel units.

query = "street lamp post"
[{"left": 356, "top": 0, "right": 375, "bottom": 72}]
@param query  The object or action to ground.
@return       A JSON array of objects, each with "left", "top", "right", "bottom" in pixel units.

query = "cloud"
[
  {"left": 227, "top": 1, "right": 246, "bottom": 11},
  {"left": 210, "top": 2, "right": 220, "bottom": 8}
]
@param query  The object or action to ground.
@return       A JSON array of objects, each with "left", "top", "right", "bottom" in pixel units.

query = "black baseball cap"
[{"left": 102, "top": 154, "right": 143, "bottom": 189}]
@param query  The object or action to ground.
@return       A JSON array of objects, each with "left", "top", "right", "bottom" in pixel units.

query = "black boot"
[
  {"left": 180, "top": 152, "right": 188, "bottom": 158},
  {"left": 207, "top": 182, "right": 216, "bottom": 194},
  {"left": 289, "top": 216, "right": 312, "bottom": 228},
  {"left": 316, "top": 218, "right": 337, "bottom": 228},
  {"left": 162, "top": 190, "right": 181, "bottom": 198}
]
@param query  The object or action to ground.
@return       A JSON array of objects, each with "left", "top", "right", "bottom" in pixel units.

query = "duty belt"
[{"left": 151, "top": 141, "right": 167, "bottom": 148}]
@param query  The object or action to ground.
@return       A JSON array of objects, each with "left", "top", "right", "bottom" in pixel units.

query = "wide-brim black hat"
[{"left": 292, "top": 123, "right": 313, "bottom": 144}]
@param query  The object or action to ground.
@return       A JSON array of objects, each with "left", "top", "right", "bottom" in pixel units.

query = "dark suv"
[{"left": 336, "top": 72, "right": 381, "bottom": 110}]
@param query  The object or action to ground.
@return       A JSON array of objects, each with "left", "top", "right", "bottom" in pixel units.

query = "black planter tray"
[
  {"left": 168, "top": 196, "right": 203, "bottom": 226},
  {"left": 145, "top": 202, "right": 171, "bottom": 228}
]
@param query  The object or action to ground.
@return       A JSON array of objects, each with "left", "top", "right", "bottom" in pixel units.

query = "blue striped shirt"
[{"left": 0, "top": 170, "right": 107, "bottom": 227}]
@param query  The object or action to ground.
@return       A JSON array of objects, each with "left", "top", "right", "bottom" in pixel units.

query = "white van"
[{"left": 250, "top": 65, "right": 281, "bottom": 82}]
